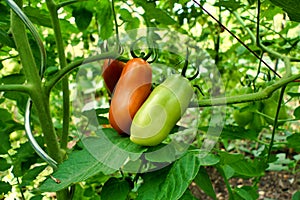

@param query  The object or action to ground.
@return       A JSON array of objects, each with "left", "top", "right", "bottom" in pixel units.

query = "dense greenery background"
[{"left": 0, "top": 0, "right": 299, "bottom": 199}]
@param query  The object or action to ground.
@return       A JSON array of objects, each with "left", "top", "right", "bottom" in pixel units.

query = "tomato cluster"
[
  {"left": 233, "top": 87, "right": 289, "bottom": 131},
  {"left": 102, "top": 58, "right": 193, "bottom": 146}
]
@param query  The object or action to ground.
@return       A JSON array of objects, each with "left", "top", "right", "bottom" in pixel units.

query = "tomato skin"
[
  {"left": 232, "top": 87, "right": 255, "bottom": 128},
  {"left": 130, "top": 74, "right": 193, "bottom": 146},
  {"left": 102, "top": 59, "right": 126, "bottom": 94},
  {"left": 109, "top": 58, "right": 152, "bottom": 135},
  {"left": 246, "top": 113, "right": 265, "bottom": 132},
  {"left": 233, "top": 103, "right": 254, "bottom": 127},
  {"left": 262, "top": 99, "right": 288, "bottom": 126}
]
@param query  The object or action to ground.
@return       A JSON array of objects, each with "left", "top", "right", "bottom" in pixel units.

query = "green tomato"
[
  {"left": 262, "top": 99, "right": 288, "bottom": 126},
  {"left": 233, "top": 103, "right": 254, "bottom": 127},
  {"left": 130, "top": 74, "right": 193, "bottom": 146},
  {"left": 232, "top": 87, "right": 255, "bottom": 127},
  {"left": 246, "top": 113, "right": 265, "bottom": 132}
]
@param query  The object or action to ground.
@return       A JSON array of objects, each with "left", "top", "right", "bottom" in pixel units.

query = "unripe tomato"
[
  {"left": 109, "top": 58, "right": 152, "bottom": 135},
  {"left": 232, "top": 87, "right": 254, "bottom": 128},
  {"left": 102, "top": 59, "right": 125, "bottom": 95},
  {"left": 262, "top": 99, "right": 288, "bottom": 126},
  {"left": 233, "top": 103, "right": 254, "bottom": 127},
  {"left": 246, "top": 113, "right": 265, "bottom": 132},
  {"left": 130, "top": 74, "right": 193, "bottom": 146}
]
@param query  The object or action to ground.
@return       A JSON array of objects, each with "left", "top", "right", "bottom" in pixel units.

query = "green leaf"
[
  {"left": 119, "top": 9, "right": 132, "bottom": 22},
  {"left": 125, "top": 17, "right": 140, "bottom": 32},
  {"left": 287, "top": 133, "right": 300, "bottom": 152},
  {"left": 145, "top": 144, "right": 176, "bottom": 163},
  {"left": 230, "top": 158, "right": 266, "bottom": 177},
  {"left": 136, "top": 0, "right": 176, "bottom": 25},
  {"left": 0, "top": 158, "right": 10, "bottom": 171},
  {"left": 146, "top": 8, "right": 176, "bottom": 25},
  {"left": 222, "top": 164, "right": 235, "bottom": 179},
  {"left": 179, "top": 189, "right": 197, "bottom": 200},
  {"left": 293, "top": 106, "right": 300, "bottom": 119},
  {"left": 198, "top": 153, "right": 220, "bottom": 166},
  {"left": 270, "top": 0, "right": 300, "bottom": 22},
  {"left": 219, "top": 125, "right": 259, "bottom": 140},
  {"left": 100, "top": 177, "right": 130, "bottom": 200},
  {"left": 0, "top": 181, "right": 11, "bottom": 194},
  {"left": 0, "top": 74, "right": 25, "bottom": 84},
  {"left": 96, "top": 0, "right": 114, "bottom": 39},
  {"left": 95, "top": 108, "right": 109, "bottom": 115},
  {"left": 82, "top": 128, "right": 147, "bottom": 170},
  {"left": 292, "top": 191, "right": 300, "bottom": 200},
  {"left": 137, "top": 151, "right": 201, "bottom": 200},
  {"left": 287, "top": 92, "right": 300, "bottom": 98},
  {"left": 218, "top": 151, "right": 266, "bottom": 177},
  {"left": 0, "top": 28, "right": 15, "bottom": 47},
  {"left": 218, "top": 151, "right": 244, "bottom": 165},
  {"left": 39, "top": 148, "right": 115, "bottom": 192},
  {"left": 215, "top": 0, "right": 243, "bottom": 11},
  {"left": 194, "top": 167, "right": 217, "bottom": 200},
  {"left": 157, "top": 152, "right": 201, "bottom": 199},
  {"left": 234, "top": 186, "right": 258, "bottom": 200},
  {"left": 23, "top": 7, "right": 52, "bottom": 27},
  {"left": 0, "top": 132, "right": 10, "bottom": 155},
  {"left": 136, "top": 166, "right": 170, "bottom": 200},
  {"left": 30, "top": 195, "right": 43, "bottom": 200},
  {"left": 0, "top": 108, "right": 12, "bottom": 121},
  {"left": 21, "top": 165, "right": 46, "bottom": 187},
  {"left": 72, "top": 7, "right": 93, "bottom": 31},
  {"left": 97, "top": 116, "right": 109, "bottom": 125}
]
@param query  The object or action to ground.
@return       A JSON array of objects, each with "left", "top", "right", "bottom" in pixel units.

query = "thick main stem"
[{"left": 11, "top": 0, "right": 62, "bottom": 163}]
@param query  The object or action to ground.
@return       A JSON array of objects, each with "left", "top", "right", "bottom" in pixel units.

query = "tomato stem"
[{"left": 181, "top": 47, "right": 199, "bottom": 80}]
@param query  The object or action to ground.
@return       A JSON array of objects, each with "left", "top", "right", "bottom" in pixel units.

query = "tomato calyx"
[{"left": 130, "top": 36, "right": 157, "bottom": 63}]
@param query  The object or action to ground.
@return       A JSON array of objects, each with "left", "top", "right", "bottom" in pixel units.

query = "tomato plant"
[{"left": 0, "top": 0, "right": 300, "bottom": 200}]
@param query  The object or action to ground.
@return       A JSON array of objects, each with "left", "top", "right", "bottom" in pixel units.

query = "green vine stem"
[
  {"left": 11, "top": 1, "right": 68, "bottom": 199},
  {"left": 46, "top": 0, "right": 70, "bottom": 150},
  {"left": 195, "top": 73, "right": 300, "bottom": 107},
  {"left": 44, "top": 51, "right": 120, "bottom": 91},
  {"left": 232, "top": 11, "right": 300, "bottom": 63},
  {"left": 0, "top": 84, "right": 31, "bottom": 93},
  {"left": 57, "top": 0, "right": 87, "bottom": 9},
  {"left": 11, "top": 0, "right": 62, "bottom": 163}
]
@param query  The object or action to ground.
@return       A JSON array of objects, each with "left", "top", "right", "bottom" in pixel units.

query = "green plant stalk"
[
  {"left": 11, "top": 0, "right": 62, "bottom": 164},
  {"left": 12, "top": 1, "right": 68, "bottom": 199},
  {"left": 267, "top": 86, "right": 286, "bottom": 161},
  {"left": 46, "top": 0, "right": 69, "bottom": 150},
  {"left": 44, "top": 51, "right": 120, "bottom": 90},
  {"left": 0, "top": 84, "right": 31, "bottom": 93},
  {"left": 196, "top": 73, "right": 300, "bottom": 107},
  {"left": 233, "top": 11, "right": 300, "bottom": 62}
]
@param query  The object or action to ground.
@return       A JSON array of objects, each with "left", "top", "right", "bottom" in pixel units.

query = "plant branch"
[
  {"left": 57, "top": 0, "right": 87, "bottom": 9},
  {"left": 195, "top": 73, "right": 300, "bottom": 107},
  {"left": 0, "top": 84, "right": 31, "bottom": 93},
  {"left": 267, "top": 86, "right": 286, "bottom": 161},
  {"left": 233, "top": 11, "right": 300, "bottom": 63},
  {"left": 46, "top": 0, "right": 70, "bottom": 151},
  {"left": 192, "top": 0, "right": 281, "bottom": 78},
  {"left": 10, "top": 0, "right": 62, "bottom": 165},
  {"left": 45, "top": 51, "right": 120, "bottom": 91}
]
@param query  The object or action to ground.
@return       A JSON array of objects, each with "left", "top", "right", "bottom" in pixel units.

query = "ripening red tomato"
[
  {"left": 102, "top": 59, "right": 125, "bottom": 95},
  {"left": 109, "top": 58, "right": 152, "bottom": 135}
]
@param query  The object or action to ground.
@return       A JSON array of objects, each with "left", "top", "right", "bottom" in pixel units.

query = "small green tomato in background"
[
  {"left": 262, "top": 99, "right": 289, "bottom": 126},
  {"left": 233, "top": 103, "right": 254, "bottom": 127},
  {"left": 130, "top": 74, "right": 193, "bottom": 146}
]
